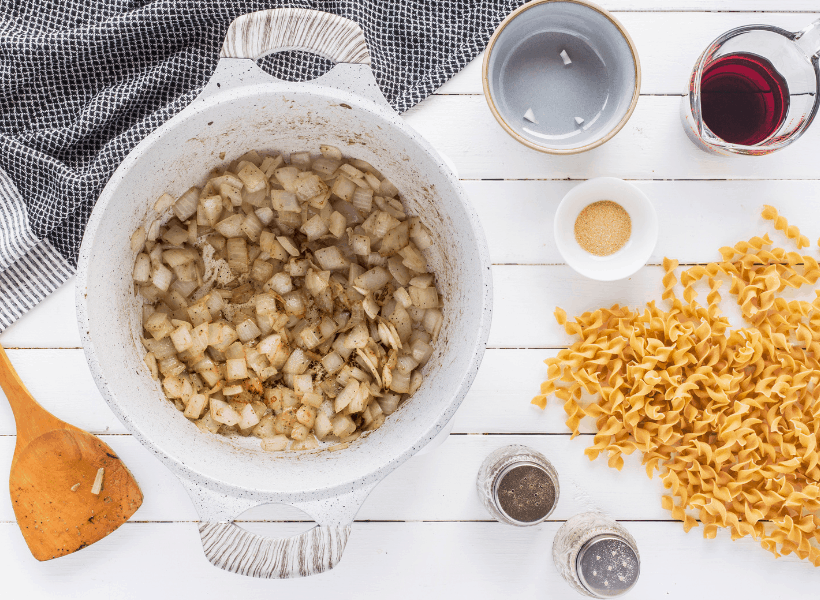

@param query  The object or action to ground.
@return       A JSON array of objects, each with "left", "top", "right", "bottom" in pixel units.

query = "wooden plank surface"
[
  {"left": 404, "top": 96, "right": 820, "bottom": 180},
  {"left": 437, "top": 13, "right": 820, "bottom": 96},
  {"left": 464, "top": 180, "right": 820, "bottom": 265},
  {"left": 0, "top": 521, "right": 814, "bottom": 600},
  {"left": 0, "top": 435, "right": 671, "bottom": 522},
  {"left": 5, "top": 4, "right": 820, "bottom": 596}
]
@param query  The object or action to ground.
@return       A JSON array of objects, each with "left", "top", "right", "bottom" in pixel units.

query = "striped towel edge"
[{"left": 0, "top": 240, "right": 74, "bottom": 332}]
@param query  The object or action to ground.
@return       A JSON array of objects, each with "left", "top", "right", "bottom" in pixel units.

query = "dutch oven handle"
[
  {"left": 211, "top": 7, "right": 391, "bottom": 109},
  {"left": 189, "top": 8, "right": 381, "bottom": 579},
  {"left": 186, "top": 475, "right": 375, "bottom": 578},
  {"left": 198, "top": 521, "right": 352, "bottom": 579},
  {"left": 220, "top": 8, "right": 371, "bottom": 64}
]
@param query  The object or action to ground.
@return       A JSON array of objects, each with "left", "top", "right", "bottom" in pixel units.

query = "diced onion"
[
  {"left": 378, "top": 178, "right": 399, "bottom": 198},
  {"left": 277, "top": 236, "right": 300, "bottom": 257},
  {"left": 241, "top": 214, "right": 263, "bottom": 241},
  {"left": 290, "top": 151, "right": 312, "bottom": 171},
  {"left": 394, "top": 287, "right": 412, "bottom": 308},
  {"left": 131, "top": 147, "right": 443, "bottom": 451},
  {"left": 352, "top": 187, "right": 373, "bottom": 213},
  {"left": 354, "top": 266, "right": 391, "bottom": 291},
  {"left": 151, "top": 264, "right": 173, "bottom": 292},
  {"left": 320, "top": 145, "right": 343, "bottom": 160},
  {"left": 344, "top": 323, "right": 369, "bottom": 349},
  {"left": 321, "top": 351, "right": 344, "bottom": 374},
  {"left": 91, "top": 468, "right": 105, "bottom": 495},
  {"left": 294, "top": 173, "right": 328, "bottom": 202},
  {"left": 372, "top": 212, "right": 400, "bottom": 240},
  {"left": 399, "top": 244, "right": 428, "bottom": 273},
  {"left": 268, "top": 272, "right": 293, "bottom": 294},
  {"left": 255, "top": 207, "right": 274, "bottom": 225},
  {"left": 423, "top": 309, "right": 444, "bottom": 340},
  {"left": 147, "top": 219, "right": 161, "bottom": 242},
  {"left": 283, "top": 348, "right": 310, "bottom": 374},
  {"left": 301, "top": 214, "right": 329, "bottom": 241},
  {"left": 409, "top": 285, "right": 438, "bottom": 309},
  {"left": 237, "top": 319, "right": 261, "bottom": 343},
  {"left": 351, "top": 234, "right": 371, "bottom": 256},
  {"left": 215, "top": 214, "right": 244, "bottom": 238},
  {"left": 237, "top": 162, "right": 267, "bottom": 193},
  {"left": 226, "top": 358, "right": 249, "bottom": 380},
  {"left": 305, "top": 269, "right": 329, "bottom": 296},
  {"left": 410, "top": 219, "right": 433, "bottom": 250},
  {"left": 331, "top": 176, "right": 356, "bottom": 202},
  {"left": 131, "top": 226, "right": 146, "bottom": 253},
  {"left": 226, "top": 237, "right": 249, "bottom": 274},
  {"left": 275, "top": 166, "right": 299, "bottom": 191},
  {"left": 314, "top": 246, "right": 347, "bottom": 271},
  {"left": 328, "top": 211, "right": 346, "bottom": 238},
  {"left": 133, "top": 253, "right": 151, "bottom": 284},
  {"left": 173, "top": 187, "right": 200, "bottom": 221}
]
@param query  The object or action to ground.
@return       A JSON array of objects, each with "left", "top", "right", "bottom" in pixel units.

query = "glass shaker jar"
[
  {"left": 476, "top": 444, "right": 560, "bottom": 526},
  {"left": 553, "top": 512, "right": 640, "bottom": 598}
]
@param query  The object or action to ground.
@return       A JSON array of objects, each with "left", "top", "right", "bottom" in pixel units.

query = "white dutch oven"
[{"left": 76, "top": 9, "right": 492, "bottom": 579}]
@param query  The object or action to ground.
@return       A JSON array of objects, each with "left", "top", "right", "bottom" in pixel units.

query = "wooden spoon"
[{"left": 0, "top": 344, "right": 143, "bottom": 560}]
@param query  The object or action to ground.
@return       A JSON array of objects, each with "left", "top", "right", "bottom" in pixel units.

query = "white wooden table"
[{"left": 3, "top": 2, "right": 820, "bottom": 597}]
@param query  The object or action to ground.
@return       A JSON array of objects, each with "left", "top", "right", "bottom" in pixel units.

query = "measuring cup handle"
[
  {"left": 220, "top": 8, "right": 370, "bottom": 64},
  {"left": 795, "top": 18, "right": 820, "bottom": 60}
]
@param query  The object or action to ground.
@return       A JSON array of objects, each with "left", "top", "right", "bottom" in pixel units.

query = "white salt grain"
[
  {"left": 575, "top": 116, "right": 585, "bottom": 125},
  {"left": 523, "top": 108, "right": 538, "bottom": 124},
  {"left": 560, "top": 49, "right": 571, "bottom": 65}
]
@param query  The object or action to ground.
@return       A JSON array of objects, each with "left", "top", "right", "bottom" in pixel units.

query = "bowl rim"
[
  {"left": 481, "top": 0, "right": 642, "bottom": 155},
  {"left": 553, "top": 177, "right": 658, "bottom": 281}
]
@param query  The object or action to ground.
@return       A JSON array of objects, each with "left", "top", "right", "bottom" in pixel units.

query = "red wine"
[{"left": 700, "top": 53, "right": 789, "bottom": 146}]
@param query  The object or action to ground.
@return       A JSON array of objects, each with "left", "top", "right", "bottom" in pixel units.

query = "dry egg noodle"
[
  {"left": 131, "top": 147, "right": 443, "bottom": 453},
  {"left": 574, "top": 200, "right": 631, "bottom": 257},
  {"left": 533, "top": 205, "right": 820, "bottom": 566}
]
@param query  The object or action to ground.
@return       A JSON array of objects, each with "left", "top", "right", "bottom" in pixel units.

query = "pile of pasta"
[{"left": 532, "top": 206, "right": 820, "bottom": 565}]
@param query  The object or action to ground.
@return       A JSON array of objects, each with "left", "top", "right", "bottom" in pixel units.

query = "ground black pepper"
[{"left": 496, "top": 464, "right": 556, "bottom": 522}]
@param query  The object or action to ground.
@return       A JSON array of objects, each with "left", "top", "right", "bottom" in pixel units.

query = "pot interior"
[{"left": 80, "top": 80, "right": 489, "bottom": 497}]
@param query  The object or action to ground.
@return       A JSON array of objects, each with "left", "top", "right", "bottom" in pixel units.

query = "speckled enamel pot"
[{"left": 75, "top": 9, "right": 492, "bottom": 579}]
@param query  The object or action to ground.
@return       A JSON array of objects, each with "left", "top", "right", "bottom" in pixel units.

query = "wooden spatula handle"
[{"left": 0, "top": 344, "right": 64, "bottom": 448}]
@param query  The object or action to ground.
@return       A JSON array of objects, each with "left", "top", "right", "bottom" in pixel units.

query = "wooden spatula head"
[{"left": 10, "top": 426, "right": 143, "bottom": 561}]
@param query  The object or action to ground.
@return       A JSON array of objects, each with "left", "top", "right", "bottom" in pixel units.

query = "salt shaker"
[
  {"left": 553, "top": 512, "right": 640, "bottom": 598},
  {"left": 476, "top": 445, "right": 559, "bottom": 526}
]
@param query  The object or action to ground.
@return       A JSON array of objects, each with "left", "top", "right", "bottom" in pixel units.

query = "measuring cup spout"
[{"left": 794, "top": 19, "right": 820, "bottom": 61}]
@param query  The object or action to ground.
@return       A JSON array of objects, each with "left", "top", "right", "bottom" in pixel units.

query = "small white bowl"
[{"left": 554, "top": 177, "right": 657, "bottom": 281}]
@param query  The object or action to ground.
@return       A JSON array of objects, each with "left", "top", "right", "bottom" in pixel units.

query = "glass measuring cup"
[{"left": 681, "top": 19, "right": 820, "bottom": 155}]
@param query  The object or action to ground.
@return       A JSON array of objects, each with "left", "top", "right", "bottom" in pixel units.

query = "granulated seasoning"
[
  {"left": 574, "top": 200, "right": 632, "bottom": 256},
  {"left": 496, "top": 465, "right": 556, "bottom": 522}
]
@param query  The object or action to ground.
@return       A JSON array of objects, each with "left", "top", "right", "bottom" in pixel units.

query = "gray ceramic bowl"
[{"left": 483, "top": 0, "right": 640, "bottom": 154}]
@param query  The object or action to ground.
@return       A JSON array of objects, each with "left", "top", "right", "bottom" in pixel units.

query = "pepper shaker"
[
  {"left": 476, "top": 444, "right": 560, "bottom": 526},
  {"left": 552, "top": 512, "right": 640, "bottom": 598}
]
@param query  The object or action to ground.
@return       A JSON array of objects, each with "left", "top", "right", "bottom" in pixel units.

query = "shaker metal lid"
[
  {"left": 576, "top": 534, "right": 640, "bottom": 598},
  {"left": 492, "top": 461, "right": 558, "bottom": 525}
]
